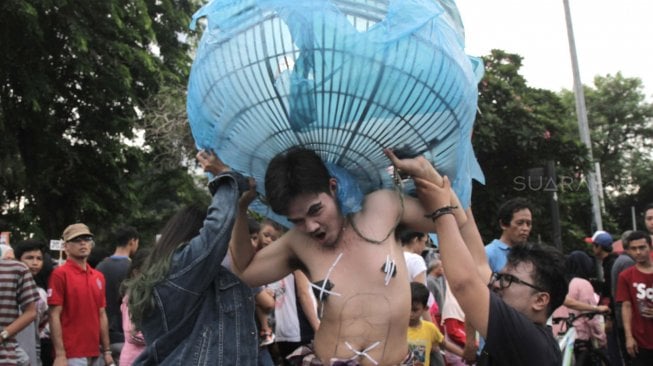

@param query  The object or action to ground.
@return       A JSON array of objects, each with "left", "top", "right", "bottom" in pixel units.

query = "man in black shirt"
[
  {"left": 96, "top": 226, "right": 140, "bottom": 362},
  {"left": 387, "top": 152, "right": 567, "bottom": 366}
]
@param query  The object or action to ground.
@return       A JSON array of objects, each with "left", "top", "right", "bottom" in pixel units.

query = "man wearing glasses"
[
  {"left": 388, "top": 155, "right": 567, "bottom": 366},
  {"left": 48, "top": 224, "right": 113, "bottom": 366}
]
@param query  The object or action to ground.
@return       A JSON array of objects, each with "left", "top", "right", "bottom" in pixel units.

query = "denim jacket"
[{"left": 134, "top": 172, "right": 258, "bottom": 365}]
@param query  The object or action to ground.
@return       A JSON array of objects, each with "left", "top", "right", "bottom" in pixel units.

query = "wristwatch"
[{"left": 0, "top": 329, "right": 9, "bottom": 342}]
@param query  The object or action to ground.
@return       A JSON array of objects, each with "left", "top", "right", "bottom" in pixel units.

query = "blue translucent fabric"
[{"left": 187, "top": 0, "right": 485, "bottom": 216}]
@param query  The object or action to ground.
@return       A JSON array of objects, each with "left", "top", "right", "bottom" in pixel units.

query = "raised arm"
[
  {"left": 198, "top": 149, "right": 295, "bottom": 288},
  {"left": 197, "top": 150, "right": 257, "bottom": 273},
  {"left": 237, "top": 232, "right": 296, "bottom": 287},
  {"left": 458, "top": 208, "right": 492, "bottom": 284},
  {"left": 383, "top": 149, "right": 467, "bottom": 233},
  {"left": 167, "top": 150, "right": 252, "bottom": 292},
  {"left": 412, "top": 176, "right": 491, "bottom": 338}
]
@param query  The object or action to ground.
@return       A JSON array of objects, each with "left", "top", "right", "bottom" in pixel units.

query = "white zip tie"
[
  {"left": 313, "top": 252, "right": 344, "bottom": 317},
  {"left": 345, "top": 341, "right": 380, "bottom": 365},
  {"left": 383, "top": 255, "right": 396, "bottom": 286}
]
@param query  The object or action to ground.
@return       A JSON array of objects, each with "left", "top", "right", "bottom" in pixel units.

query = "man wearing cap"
[
  {"left": 586, "top": 229, "right": 621, "bottom": 365},
  {"left": 586, "top": 230, "right": 618, "bottom": 305},
  {"left": 48, "top": 223, "right": 113, "bottom": 366}
]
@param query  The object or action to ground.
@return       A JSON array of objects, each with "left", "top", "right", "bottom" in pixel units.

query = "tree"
[
  {"left": 561, "top": 73, "right": 653, "bottom": 232},
  {"left": 471, "top": 50, "right": 591, "bottom": 252},
  {"left": 0, "top": 0, "right": 200, "bottom": 244}
]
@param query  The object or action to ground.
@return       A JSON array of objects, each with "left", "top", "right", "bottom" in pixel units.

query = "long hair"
[
  {"left": 564, "top": 250, "right": 595, "bottom": 282},
  {"left": 127, "top": 204, "right": 206, "bottom": 326},
  {"left": 120, "top": 248, "right": 151, "bottom": 298},
  {"left": 113, "top": 226, "right": 140, "bottom": 248}
]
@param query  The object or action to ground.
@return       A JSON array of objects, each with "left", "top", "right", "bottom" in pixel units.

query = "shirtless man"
[{"left": 208, "top": 147, "right": 464, "bottom": 365}]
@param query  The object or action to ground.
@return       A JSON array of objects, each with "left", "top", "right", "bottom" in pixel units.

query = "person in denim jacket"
[{"left": 127, "top": 150, "right": 258, "bottom": 365}]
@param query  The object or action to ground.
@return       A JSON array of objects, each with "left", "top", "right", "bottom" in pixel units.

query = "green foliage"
[
  {"left": 560, "top": 73, "right": 653, "bottom": 233},
  {"left": 0, "top": 0, "right": 201, "bottom": 248},
  {"left": 472, "top": 50, "right": 592, "bottom": 253}
]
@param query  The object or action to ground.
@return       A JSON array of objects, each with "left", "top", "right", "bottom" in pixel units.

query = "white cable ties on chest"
[
  {"left": 382, "top": 255, "right": 397, "bottom": 286},
  {"left": 310, "top": 252, "right": 344, "bottom": 317},
  {"left": 345, "top": 341, "right": 380, "bottom": 365}
]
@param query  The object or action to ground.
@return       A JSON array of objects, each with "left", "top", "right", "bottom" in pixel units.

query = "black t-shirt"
[
  {"left": 96, "top": 256, "right": 131, "bottom": 343},
  {"left": 478, "top": 292, "right": 561, "bottom": 366},
  {"left": 600, "top": 253, "right": 618, "bottom": 304}
]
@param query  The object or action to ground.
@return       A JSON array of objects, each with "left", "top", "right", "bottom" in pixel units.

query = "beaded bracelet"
[{"left": 424, "top": 205, "right": 458, "bottom": 222}]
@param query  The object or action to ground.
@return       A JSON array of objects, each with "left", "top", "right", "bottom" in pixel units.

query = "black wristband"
[{"left": 424, "top": 205, "right": 458, "bottom": 222}]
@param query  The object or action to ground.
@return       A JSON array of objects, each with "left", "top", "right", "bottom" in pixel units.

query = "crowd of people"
[{"left": 0, "top": 148, "right": 652, "bottom": 366}]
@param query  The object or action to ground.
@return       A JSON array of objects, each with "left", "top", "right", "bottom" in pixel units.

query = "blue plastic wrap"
[{"left": 188, "top": 0, "right": 485, "bottom": 217}]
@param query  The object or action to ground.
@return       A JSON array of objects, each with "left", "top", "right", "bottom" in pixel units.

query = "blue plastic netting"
[{"left": 187, "top": 0, "right": 485, "bottom": 220}]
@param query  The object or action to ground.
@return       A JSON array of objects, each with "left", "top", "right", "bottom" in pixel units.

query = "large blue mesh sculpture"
[{"left": 187, "top": 0, "right": 484, "bottom": 218}]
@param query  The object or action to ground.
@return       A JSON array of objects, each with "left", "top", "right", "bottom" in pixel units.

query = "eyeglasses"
[
  {"left": 490, "top": 272, "right": 546, "bottom": 292},
  {"left": 67, "top": 236, "right": 94, "bottom": 245}
]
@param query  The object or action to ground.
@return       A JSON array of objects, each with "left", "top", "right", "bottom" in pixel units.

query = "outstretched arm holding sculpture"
[
  {"left": 197, "top": 149, "right": 257, "bottom": 273},
  {"left": 382, "top": 149, "right": 467, "bottom": 232}
]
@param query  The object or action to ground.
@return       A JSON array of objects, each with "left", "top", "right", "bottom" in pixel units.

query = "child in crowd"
[
  {"left": 408, "top": 282, "right": 463, "bottom": 366},
  {"left": 256, "top": 219, "right": 286, "bottom": 346}
]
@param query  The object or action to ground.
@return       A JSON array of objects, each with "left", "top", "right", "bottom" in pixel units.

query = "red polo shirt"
[{"left": 48, "top": 260, "right": 106, "bottom": 358}]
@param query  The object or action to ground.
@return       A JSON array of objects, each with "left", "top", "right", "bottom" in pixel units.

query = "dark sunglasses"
[
  {"left": 490, "top": 272, "right": 546, "bottom": 292},
  {"left": 68, "top": 235, "right": 94, "bottom": 244}
]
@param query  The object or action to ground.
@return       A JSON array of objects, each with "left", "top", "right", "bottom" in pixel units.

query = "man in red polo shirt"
[{"left": 48, "top": 223, "right": 113, "bottom": 366}]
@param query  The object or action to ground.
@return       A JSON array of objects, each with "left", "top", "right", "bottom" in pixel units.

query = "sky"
[{"left": 456, "top": 0, "right": 653, "bottom": 100}]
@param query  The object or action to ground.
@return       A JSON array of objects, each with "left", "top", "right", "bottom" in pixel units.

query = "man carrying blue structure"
[{"left": 229, "top": 147, "right": 466, "bottom": 366}]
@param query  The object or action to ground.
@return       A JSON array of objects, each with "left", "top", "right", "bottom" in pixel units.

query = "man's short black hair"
[
  {"left": 14, "top": 239, "right": 45, "bottom": 261},
  {"left": 626, "top": 230, "right": 652, "bottom": 247},
  {"left": 114, "top": 226, "right": 139, "bottom": 247},
  {"left": 14, "top": 239, "right": 53, "bottom": 289},
  {"left": 507, "top": 243, "right": 567, "bottom": 317},
  {"left": 498, "top": 197, "right": 532, "bottom": 227},
  {"left": 410, "top": 282, "right": 430, "bottom": 307},
  {"left": 265, "top": 147, "right": 332, "bottom": 215}
]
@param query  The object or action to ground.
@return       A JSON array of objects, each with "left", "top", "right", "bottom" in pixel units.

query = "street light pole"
[{"left": 562, "top": 0, "right": 603, "bottom": 231}]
